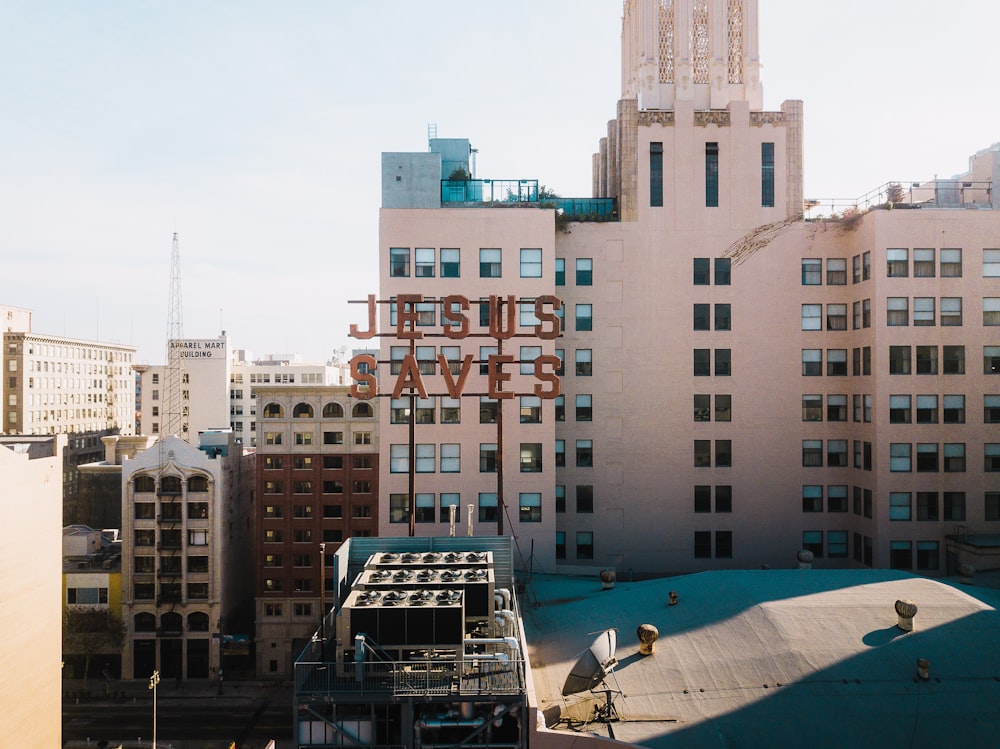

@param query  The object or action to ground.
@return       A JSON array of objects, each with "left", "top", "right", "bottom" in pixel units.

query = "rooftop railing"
[
  {"left": 805, "top": 180, "right": 995, "bottom": 218},
  {"left": 441, "top": 179, "right": 619, "bottom": 221}
]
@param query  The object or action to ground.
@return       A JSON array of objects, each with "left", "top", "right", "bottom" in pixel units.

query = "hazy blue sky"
[{"left": 3, "top": 1, "right": 998, "bottom": 364}]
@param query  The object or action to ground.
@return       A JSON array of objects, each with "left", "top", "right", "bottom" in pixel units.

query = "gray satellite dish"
[{"left": 562, "top": 629, "right": 618, "bottom": 696}]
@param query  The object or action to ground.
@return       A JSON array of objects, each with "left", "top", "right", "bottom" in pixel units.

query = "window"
[
  {"left": 480, "top": 397, "right": 498, "bottom": 424},
  {"left": 826, "top": 394, "right": 847, "bottom": 422},
  {"left": 576, "top": 440, "right": 593, "bottom": 467},
  {"left": 264, "top": 432, "right": 282, "bottom": 445},
  {"left": 715, "top": 304, "right": 731, "bottom": 331},
  {"left": 828, "top": 531, "right": 848, "bottom": 558},
  {"left": 556, "top": 531, "right": 566, "bottom": 559},
  {"left": 715, "top": 394, "right": 732, "bottom": 422},
  {"left": 827, "top": 258, "right": 847, "bottom": 285},
  {"left": 828, "top": 485, "right": 848, "bottom": 513},
  {"left": 480, "top": 248, "right": 501, "bottom": 278},
  {"left": 519, "top": 493, "right": 541, "bottom": 523},
  {"left": 827, "top": 349, "right": 847, "bottom": 376},
  {"left": 694, "top": 349, "right": 711, "bottom": 376},
  {"left": 890, "top": 443, "right": 911, "bottom": 472},
  {"left": 693, "top": 258, "right": 710, "bottom": 285},
  {"left": 480, "top": 444, "right": 497, "bottom": 472},
  {"left": 802, "top": 349, "right": 821, "bottom": 376},
  {"left": 555, "top": 439, "right": 565, "bottom": 467},
  {"left": 390, "top": 398, "right": 410, "bottom": 424},
  {"left": 715, "top": 258, "right": 731, "bottom": 285},
  {"left": 941, "top": 394, "right": 964, "bottom": 424},
  {"left": 886, "top": 297, "right": 908, "bottom": 326},
  {"left": 761, "top": 142, "right": 775, "bottom": 207},
  {"left": 693, "top": 304, "right": 710, "bottom": 330},
  {"left": 479, "top": 493, "right": 497, "bottom": 523},
  {"left": 715, "top": 531, "right": 733, "bottom": 559},
  {"left": 575, "top": 304, "right": 593, "bottom": 332},
  {"left": 576, "top": 258, "right": 593, "bottom": 286},
  {"left": 890, "top": 541, "right": 913, "bottom": 570},
  {"left": 715, "top": 486, "right": 732, "bottom": 512},
  {"left": 802, "top": 304, "right": 822, "bottom": 330},
  {"left": 439, "top": 493, "right": 460, "bottom": 523},
  {"left": 944, "top": 443, "right": 965, "bottom": 472},
  {"left": 802, "top": 440, "right": 823, "bottom": 467},
  {"left": 986, "top": 492, "right": 1000, "bottom": 521},
  {"left": 910, "top": 297, "right": 936, "bottom": 326},
  {"left": 554, "top": 395, "right": 565, "bottom": 422},
  {"left": 853, "top": 255, "right": 862, "bottom": 284},
  {"left": 826, "top": 304, "right": 847, "bottom": 330},
  {"left": 705, "top": 142, "right": 719, "bottom": 207},
  {"left": 694, "top": 485, "right": 711, "bottom": 513},
  {"left": 887, "top": 248, "right": 908, "bottom": 277},
  {"left": 887, "top": 394, "right": 910, "bottom": 424},
  {"left": 520, "top": 248, "right": 542, "bottom": 277},
  {"left": 440, "top": 443, "right": 460, "bottom": 473},
  {"left": 390, "top": 444, "right": 409, "bottom": 473},
  {"left": 294, "top": 432, "right": 313, "bottom": 445},
  {"left": 389, "top": 247, "right": 409, "bottom": 277},
  {"left": 575, "top": 394, "right": 592, "bottom": 422},
  {"left": 715, "top": 349, "right": 731, "bottom": 376},
  {"left": 984, "top": 346, "right": 1000, "bottom": 374},
  {"left": 576, "top": 531, "right": 594, "bottom": 560},
  {"left": 827, "top": 439, "right": 847, "bottom": 467},
  {"left": 889, "top": 346, "right": 911, "bottom": 375},
  {"left": 942, "top": 492, "right": 965, "bottom": 522},
  {"left": 940, "top": 345, "right": 963, "bottom": 375},
  {"left": 802, "top": 394, "right": 822, "bottom": 422},
  {"left": 440, "top": 247, "right": 460, "bottom": 277},
  {"left": 984, "top": 298, "right": 1000, "bottom": 326},
  {"left": 986, "top": 395, "right": 1000, "bottom": 423},
  {"left": 555, "top": 485, "right": 566, "bottom": 513},
  {"left": 323, "top": 431, "right": 343, "bottom": 445},
  {"left": 694, "top": 531, "right": 712, "bottom": 559},
  {"left": 863, "top": 251, "right": 871, "bottom": 280},
  {"left": 520, "top": 443, "right": 542, "bottom": 473},
  {"left": 801, "top": 259, "right": 822, "bottom": 285},
  {"left": 940, "top": 297, "right": 962, "bottom": 326},
  {"left": 354, "top": 431, "right": 372, "bottom": 445},
  {"left": 802, "top": 485, "right": 823, "bottom": 512},
  {"left": 985, "top": 249, "right": 1000, "bottom": 277},
  {"left": 650, "top": 141, "right": 664, "bottom": 207},
  {"left": 520, "top": 395, "right": 542, "bottom": 423},
  {"left": 916, "top": 443, "right": 938, "bottom": 472},
  {"left": 913, "top": 248, "right": 935, "bottom": 277},
  {"left": 694, "top": 440, "right": 711, "bottom": 467},
  {"left": 915, "top": 394, "right": 938, "bottom": 424},
  {"left": 986, "top": 444, "right": 1000, "bottom": 472},
  {"left": 414, "top": 493, "right": 435, "bottom": 523},
  {"left": 415, "top": 443, "right": 435, "bottom": 473},
  {"left": 802, "top": 531, "right": 823, "bottom": 558},
  {"left": 389, "top": 494, "right": 409, "bottom": 524},
  {"left": 574, "top": 349, "right": 592, "bottom": 376},
  {"left": 415, "top": 247, "right": 435, "bottom": 277},
  {"left": 889, "top": 492, "right": 911, "bottom": 521},
  {"left": 415, "top": 396, "right": 435, "bottom": 422},
  {"left": 555, "top": 258, "right": 565, "bottom": 286}
]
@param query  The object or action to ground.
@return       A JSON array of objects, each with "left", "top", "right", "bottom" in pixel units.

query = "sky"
[{"left": 3, "top": 1, "right": 999, "bottom": 365}]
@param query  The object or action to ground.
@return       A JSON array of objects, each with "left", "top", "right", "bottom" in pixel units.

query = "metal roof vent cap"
[
  {"left": 916, "top": 658, "right": 931, "bottom": 681},
  {"left": 797, "top": 549, "right": 814, "bottom": 569},
  {"left": 958, "top": 563, "right": 976, "bottom": 584},
  {"left": 895, "top": 599, "right": 918, "bottom": 631},
  {"left": 600, "top": 569, "right": 616, "bottom": 589},
  {"left": 637, "top": 624, "right": 659, "bottom": 655}
]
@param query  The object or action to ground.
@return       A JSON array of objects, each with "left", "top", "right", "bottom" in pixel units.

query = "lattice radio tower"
[{"left": 162, "top": 232, "right": 186, "bottom": 439}]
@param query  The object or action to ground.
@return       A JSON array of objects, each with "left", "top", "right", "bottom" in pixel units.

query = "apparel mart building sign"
[
  {"left": 347, "top": 294, "right": 563, "bottom": 400},
  {"left": 170, "top": 339, "right": 226, "bottom": 359}
]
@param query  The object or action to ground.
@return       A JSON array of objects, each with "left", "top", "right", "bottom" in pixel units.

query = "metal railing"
[
  {"left": 295, "top": 656, "right": 525, "bottom": 698},
  {"left": 441, "top": 179, "right": 539, "bottom": 204},
  {"left": 805, "top": 180, "right": 994, "bottom": 218}
]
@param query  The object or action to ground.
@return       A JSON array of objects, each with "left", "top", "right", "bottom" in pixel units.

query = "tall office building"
[
  {"left": 372, "top": 0, "right": 1000, "bottom": 576},
  {"left": 3, "top": 321, "right": 136, "bottom": 525}
]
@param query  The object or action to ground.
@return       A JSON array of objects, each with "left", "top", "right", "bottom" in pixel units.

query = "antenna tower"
[{"left": 163, "top": 232, "right": 186, "bottom": 438}]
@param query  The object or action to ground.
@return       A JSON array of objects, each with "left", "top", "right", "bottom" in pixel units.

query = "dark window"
[
  {"left": 715, "top": 531, "right": 733, "bottom": 559},
  {"left": 693, "top": 304, "right": 710, "bottom": 331},
  {"left": 715, "top": 304, "right": 731, "bottom": 331},
  {"left": 694, "top": 485, "right": 711, "bottom": 513},
  {"left": 693, "top": 258, "right": 710, "bottom": 285},
  {"left": 650, "top": 142, "right": 663, "bottom": 207},
  {"left": 694, "top": 531, "right": 712, "bottom": 558},
  {"left": 705, "top": 142, "right": 719, "bottom": 207},
  {"left": 714, "top": 258, "right": 731, "bottom": 285},
  {"left": 761, "top": 142, "right": 775, "bottom": 207}
]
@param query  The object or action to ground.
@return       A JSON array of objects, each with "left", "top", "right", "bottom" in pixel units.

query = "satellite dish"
[{"left": 562, "top": 629, "right": 618, "bottom": 696}]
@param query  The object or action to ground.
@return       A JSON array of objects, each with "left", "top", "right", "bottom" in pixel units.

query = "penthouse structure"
[{"left": 369, "top": 0, "right": 1000, "bottom": 577}]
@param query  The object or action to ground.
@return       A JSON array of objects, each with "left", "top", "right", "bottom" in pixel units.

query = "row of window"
[
  {"left": 887, "top": 345, "right": 1000, "bottom": 375},
  {"left": 263, "top": 431, "right": 373, "bottom": 446},
  {"left": 388, "top": 247, "right": 594, "bottom": 282},
  {"left": 133, "top": 582, "right": 209, "bottom": 601},
  {"left": 803, "top": 248, "right": 976, "bottom": 285},
  {"left": 649, "top": 141, "right": 773, "bottom": 209},
  {"left": 260, "top": 401, "right": 373, "bottom": 419},
  {"left": 387, "top": 492, "right": 543, "bottom": 524},
  {"left": 889, "top": 442, "right": 998, "bottom": 472},
  {"left": 263, "top": 480, "right": 374, "bottom": 494},
  {"left": 134, "top": 529, "right": 207, "bottom": 546},
  {"left": 387, "top": 346, "right": 591, "bottom": 377},
  {"left": 555, "top": 531, "right": 594, "bottom": 560},
  {"left": 262, "top": 455, "right": 375, "bottom": 471},
  {"left": 132, "top": 611, "right": 211, "bottom": 631},
  {"left": 132, "top": 555, "right": 208, "bottom": 574},
  {"left": 134, "top": 502, "right": 208, "bottom": 520},
  {"left": 264, "top": 503, "right": 359, "bottom": 519},
  {"left": 693, "top": 304, "right": 731, "bottom": 331},
  {"left": 886, "top": 491, "right": 1000, "bottom": 522},
  {"left": 385, "top": 298, "right": 590, "bottom": 332},
  {"left": 802, "top": 392, "right": 987, "bottom": 424}
]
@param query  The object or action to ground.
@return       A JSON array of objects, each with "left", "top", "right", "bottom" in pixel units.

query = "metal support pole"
[{"left": 148, "top": 670, "right": 160, "bottom": 749}]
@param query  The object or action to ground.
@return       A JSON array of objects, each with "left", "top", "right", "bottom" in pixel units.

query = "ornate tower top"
[{"left": 621, "top": 0, "right": 762, "bottom": 111}]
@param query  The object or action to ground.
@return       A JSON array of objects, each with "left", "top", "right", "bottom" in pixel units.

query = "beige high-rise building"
[
  {"left": 0, "top": 434, "right": 65, "bottom": 747},
  {"left": 371, "top": 0, "right": 1000, "bottom": 577}
]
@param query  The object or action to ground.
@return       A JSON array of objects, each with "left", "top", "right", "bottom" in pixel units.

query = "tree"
[
  {"left": 886, "top": 181, "right": 904, "bottom": 206},
  {"left": 63, "top": 608, "right": 126, "bottom": 689}
]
